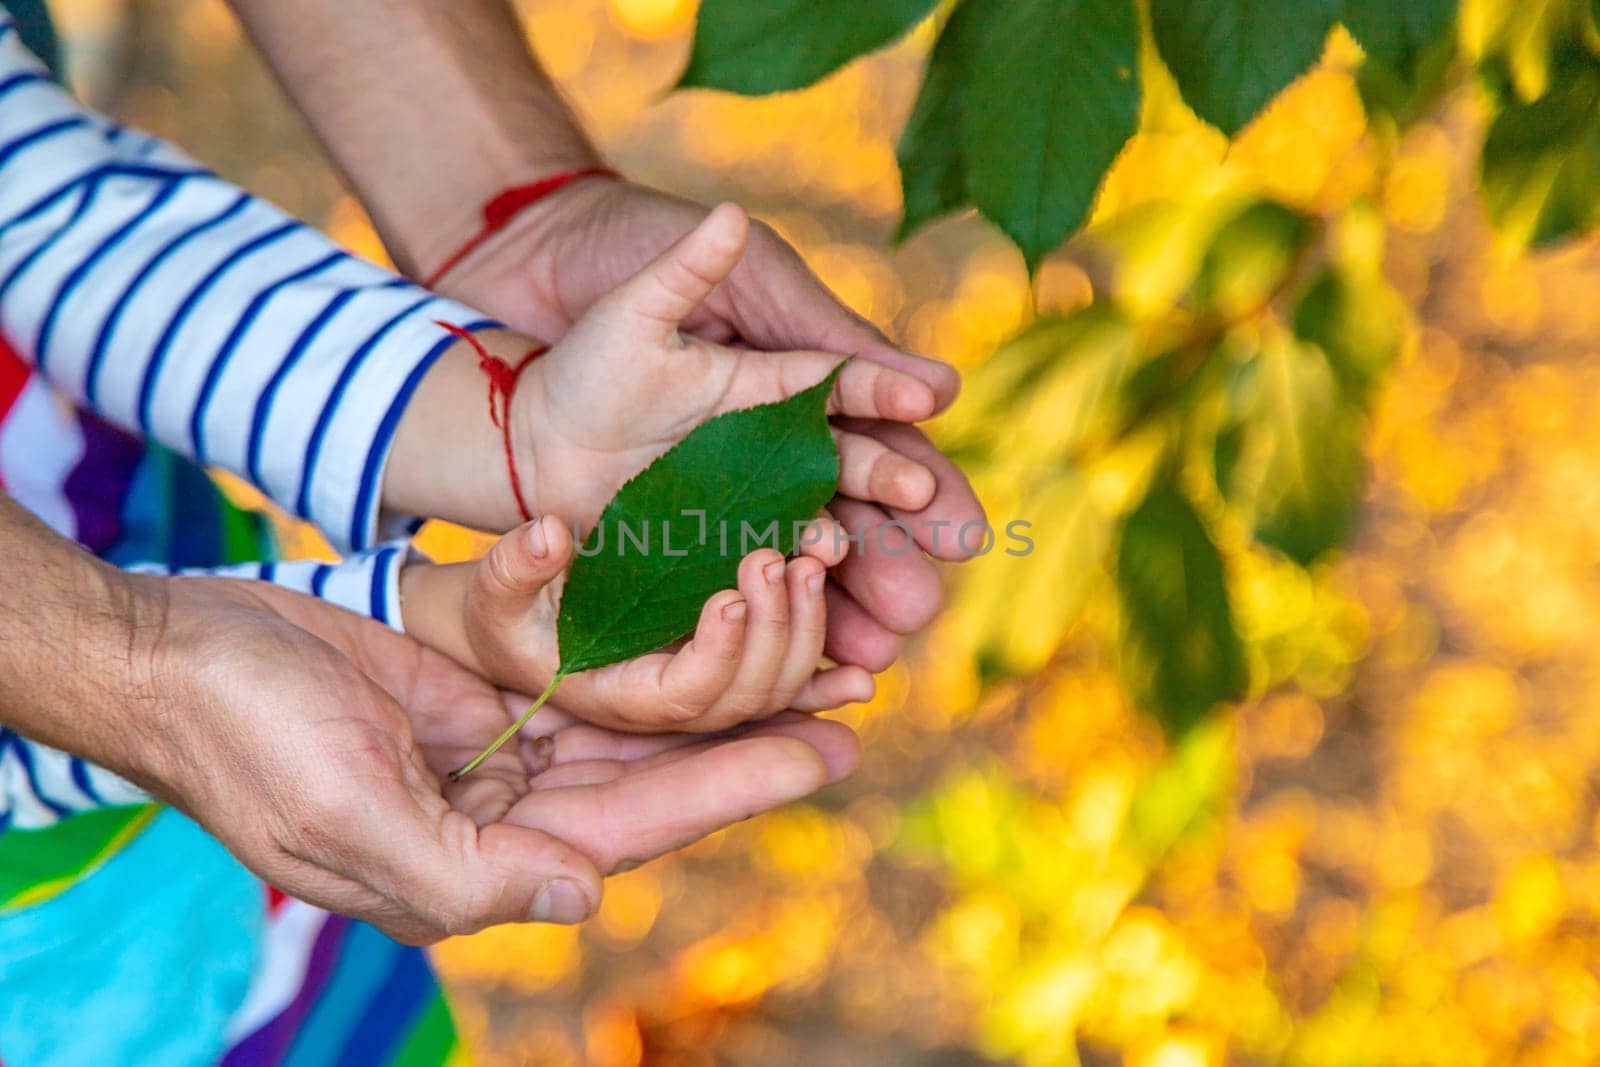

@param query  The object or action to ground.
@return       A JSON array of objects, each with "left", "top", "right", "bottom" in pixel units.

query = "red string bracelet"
[
  {"left": 434, "top": 320, "right": 548, "bottom": 524},
  {"left": 422, "top": 166, "right": 619, "bottom": 288}
]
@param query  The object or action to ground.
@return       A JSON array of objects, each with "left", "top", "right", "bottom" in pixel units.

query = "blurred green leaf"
[
  {"left": 678, "top": 0, "right": 939, "bottom": 95},
  {"left": 1124, "top": 714, "right": 1233, "bottom": 856},
  {"left": 1149, "top": 0, "right": 1339, "bottom": 136},
  {"left": 897, "top": 6, "right": 972, "bottom": 241},
  {"left": 1116, "top": 481, "right": 1246, "bottom": 736},
  {"left": 1481, "top": 54, "right": 1600, "bottom": 249},
  {"left": 1341, "top": 0, "right": 1457, "bottom": 70},
  {"left": 1220, "top": 332, "right": 1366, "bottom": 565},
  {"left": 937, "top": 307, "right": 1141, "bottom": 464},
  {"left": 958, "top": 468, "right": 1114, "bottom": 679},
  {"left": 956, "top": 0, "right": 1142, "bottom": 270},
  {"left": 1293, "top": 265, "right": 1405, "bottom": 403},
  {"left": 1194, "top": 200, "right": 1317, "bottom": 320}
]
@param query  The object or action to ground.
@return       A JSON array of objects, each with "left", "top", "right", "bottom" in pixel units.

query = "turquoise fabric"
[{"left": 0, "top": 810, "right": 261, "bottom": 1066}]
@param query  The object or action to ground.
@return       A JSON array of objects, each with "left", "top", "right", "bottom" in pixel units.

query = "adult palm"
[{"left": 135, "top": 575, "right": 860, "bottom": 946}]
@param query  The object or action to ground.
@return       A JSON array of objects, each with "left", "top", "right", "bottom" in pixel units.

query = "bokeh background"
[{"left": 43, "top": 0, "right": 1600, "bottom": 1062}]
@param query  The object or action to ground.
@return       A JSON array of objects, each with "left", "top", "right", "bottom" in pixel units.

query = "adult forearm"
[
  {"left": 227, "top": 0, "right": 600, "bottom": 277},
  {"left": 0, "top": 495, "right": 161, "bottom": 768}
]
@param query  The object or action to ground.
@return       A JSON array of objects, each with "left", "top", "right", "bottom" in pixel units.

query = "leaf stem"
[{"left": 450, "top": 670, "right": 566, "bottom": 781}]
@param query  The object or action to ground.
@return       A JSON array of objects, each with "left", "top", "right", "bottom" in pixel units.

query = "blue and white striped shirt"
[{"left": 0, "top": 13, "right": 488, "bottom": 828}]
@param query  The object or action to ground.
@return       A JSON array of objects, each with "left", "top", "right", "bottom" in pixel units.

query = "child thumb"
[
  {"left": 472, "top": 516, "right": 573, "bottom": 618},
  {"left": 606, "top": 202, "right": 749, "bottom": 335}
]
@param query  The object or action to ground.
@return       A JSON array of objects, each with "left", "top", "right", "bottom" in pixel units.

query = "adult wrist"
[
  {"left": 0, "top": 554, "right": 168, "bottom": 774},
  {"left": 404, "top": 158, "right": 611, "bottom": 287}
]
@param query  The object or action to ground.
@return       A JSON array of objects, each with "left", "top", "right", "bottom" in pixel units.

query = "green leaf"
[
  {"left": 896, "top": 11, "right": 972, "bottom": 242},
  {"left": 678, "top": 0, "right": 939, "bottom": 95},
  {"left": 453, "top": 367, "right": 842, "bottom": 778},
  {"left": 560, "top": 368, "right": 843, "bottom": 672},
  {"left": 1292, "top": 265, "right": 1404, "bottom": 403},
  {"left": 1221, "top": 332, "right": 1366, "bottom": 564},
  {"left": 1341, "top": 0, "right": 1456, "bottom": 69},
  {"left": 956, "top": 0, "right": 1142, "bottom": 270},
  {"left": 1116, "top": 481, "right": 1246, "bottom": 737},
  {"left": 1149, "top": 0, "right": 1339, "bottom": 136},
  {"left": 1480, "top": 56, "right": 1600, "bottom": 250},
  {"left": 1194, "top": 200, "right": 1317, "bottom": 319}
]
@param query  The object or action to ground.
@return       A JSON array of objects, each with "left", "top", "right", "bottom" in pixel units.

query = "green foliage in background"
[{"left": 680, "top": 0, "right": 1600, "bottom": 742}]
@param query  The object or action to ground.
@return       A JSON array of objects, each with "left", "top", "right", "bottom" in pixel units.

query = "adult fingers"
[
  {"left": 834, "top": 418, "right": 987, "bottom": 561},
  {"left": 827, "top": 497, "right": 945, "bottom": 636},
  {"left": 540, "top": 711, "right": 863, "bottom": 785},
  {"left": 822, "top": 581, "right": 904, "bottom": 673},
  {"left": 504, "top": 734, "right": 830, "bottom": 874},
  {"left": 730, "top": 228, "right": 963, "bottom": 411},
  {"left": 294, "top": 746, "right": 605, "bottom": 937}
]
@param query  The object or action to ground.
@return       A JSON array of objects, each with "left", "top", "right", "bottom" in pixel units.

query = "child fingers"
[
  {"left": 651, "top": 588, "right": 749, "bottom": 724},
  {"left": 794, "top": 509, "right": 847, "bottom": 566},
  {"left": 833, "top": 429, "right": 938, "bottom": 512},
  {"left": 471, "top": 515, "right": 573, "bottom": 621},
  {"left": 792, "top": 665, "right": 876, "bottom": 711},
  {"left": 574, "top": 589, "right": 746, "bottom": 731},
  {"left": 828, "top": 354, "right": 937, "bottom": 422},
  {"left": 699, "top": 549, "right": 791, "bottom": 728},
  {"left": 766, "top": 557, "right": 829, "bottom": 712},
  {"left": 608, "top": 202, "right": 749, "bottom": 332}
]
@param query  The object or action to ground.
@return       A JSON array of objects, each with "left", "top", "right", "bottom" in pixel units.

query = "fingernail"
[
  {"left": 722, "top": 599, "right": 747, "bottom": 623},
  {"left": 764, "top": 559, "right": 785, "bottom": 584},
  {"left": 807, "top": 572, "right": 825, "bottom": 595},
  {"left": 526, "top": 518, "right": 549, "bottom": 558},
  {"left": 530, "top": 878, "right": 590, "bottom": 924}
]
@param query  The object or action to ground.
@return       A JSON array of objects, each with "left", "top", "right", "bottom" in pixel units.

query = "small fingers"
[
  {"left": 610, "top": 202, "right": 749, "bottom": 333},
  {"left": 471, "top": 515, "right": 573, "bottom": 619},
  {"left": 793, "top": 665, "right": 876, "bottom": 710},
  {"left": 794, "top": 509, "right": 847, "bottom": 566},
  {"left": 722, "top": 350, "right": 936, "bottom": 424},
  {"left": 653, "top": 588, "right": 748, "bottom": 722},
  {"left": 833, "top": 429, "right": 937, "bottom": 512},
  {"left": 698, "top": 549, "right": 790, "bottom": 728},
  {"left": 766, "top": 557, "right": 828, "bottom": 712},
  {"left": 830, "top": 355, "right": 938, "bottom": 422}
]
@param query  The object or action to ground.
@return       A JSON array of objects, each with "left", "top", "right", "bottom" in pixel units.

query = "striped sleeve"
[
  {"left": 0, "top": 544, "right": 411, "bottom": 831},
  {"left": 0, "top": 16, "right": 497, "bottom": 553}
]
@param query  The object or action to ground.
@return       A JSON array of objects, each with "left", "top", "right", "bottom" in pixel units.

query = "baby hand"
[{"left": 401, "top": 516, "right": 875, "bottom": 735}]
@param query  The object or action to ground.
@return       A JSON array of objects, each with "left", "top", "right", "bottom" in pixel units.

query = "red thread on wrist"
[
  {"left": 434, "top": 320, "right": 548, "bottom": 524},
  {"left": 422, "top": 167, "right": 619, "bottom": 288}
]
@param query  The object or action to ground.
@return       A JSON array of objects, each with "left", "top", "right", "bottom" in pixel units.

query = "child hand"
[
  {"left": 400, "top": 515, "right": 876, "bottom": 735},
  {"left": 511, "top": 203, "right": 942, "bottom": 532}
]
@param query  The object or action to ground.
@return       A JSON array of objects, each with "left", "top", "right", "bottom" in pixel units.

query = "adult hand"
[
  {"left": 432, "top": 178, "right": 986, "bottom": 671},
  {"left": 111, "top": 573, "right": 860, "bottom": 944}
]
